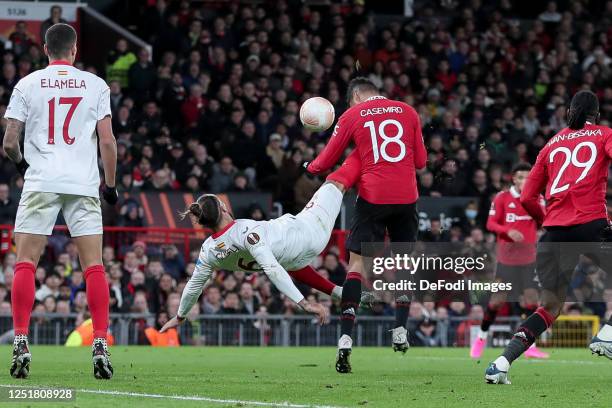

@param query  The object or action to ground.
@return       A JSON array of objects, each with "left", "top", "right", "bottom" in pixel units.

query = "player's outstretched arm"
[
  {"left": 2, "top": 118, "right": 28, "bottom": 175},
  {"left": 174, "top": 258, "right": 213, "bottom": 323},
  {"left": 307, "top": 114, "right": 353, "bottom": 174},
  {"left": 245, "top": 231, "right": 329, "bottom": 324}
]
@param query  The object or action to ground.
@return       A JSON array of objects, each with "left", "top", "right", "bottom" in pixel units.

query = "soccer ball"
[{"left": 299, "top": 97, "right": 335, "bottom": 132}]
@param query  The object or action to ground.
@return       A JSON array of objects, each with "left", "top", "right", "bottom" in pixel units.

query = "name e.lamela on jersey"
[{"left": 40, "top": 78, "right": 87, "bottom": 89}]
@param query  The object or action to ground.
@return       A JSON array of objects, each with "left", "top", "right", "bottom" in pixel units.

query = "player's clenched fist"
[{"left": 101, "top": 184, "right": 118, "bottom": 205}]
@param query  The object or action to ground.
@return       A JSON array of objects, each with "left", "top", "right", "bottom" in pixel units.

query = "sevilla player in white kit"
[
  {"left": 3, "top": 24, "right": 117, "bottom": 379},
  {"left": 159, "top": 181, "right": 351, "bottom": 332}
]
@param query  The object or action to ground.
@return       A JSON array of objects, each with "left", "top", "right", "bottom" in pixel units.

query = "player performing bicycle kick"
[{"left": 161, "top": 176, "right": 354, "bottom": 332}]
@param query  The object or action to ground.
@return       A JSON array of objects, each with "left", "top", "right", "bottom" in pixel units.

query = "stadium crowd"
[{"left": 1, "top": 0, "right": 612, "bottom": 344}]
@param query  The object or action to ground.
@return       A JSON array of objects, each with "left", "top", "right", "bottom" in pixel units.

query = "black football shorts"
[
  {"left": 495, "top": 262, "right": 537, "bottom": 297},
  {"left": 535, "top": 218, "right": 609, "bottom": 298},
  {"left": 346, "top": 197, "right": 418, "bottom": 256}
]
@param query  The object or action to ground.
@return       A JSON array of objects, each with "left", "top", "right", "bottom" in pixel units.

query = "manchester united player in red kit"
[
  {"left": 307, "top": 78, "right": 427, "bottom": 373},
  {"left": 470, "top": 163, "right": 548, "bottom": 359},
  {"left": 486, "top": 91, "right": 612, "bottom": 385}
]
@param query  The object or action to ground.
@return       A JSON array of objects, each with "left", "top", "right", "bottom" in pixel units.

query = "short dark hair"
[
  {"left": 45, "top": 23, "right": 76, "bottom": 58},
  {"left": 511, "top": 163, "right": 532, "bottom": 174},
  {"left": 346, "top": 77, "right": 378, "bottom": 104}
]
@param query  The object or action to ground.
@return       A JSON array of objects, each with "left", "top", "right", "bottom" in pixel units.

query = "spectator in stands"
[
  {"left": 209, "top": 157, "right": 237, "bottom": 193},
  {"left": 40, "top": 5, "right": 67, "bottom": 43},
  {"left": 122, "top": 251, "right": 140, "bottom": 280},
  {"left": 265, "top": 133, "right": 285, "bottom": 170},
  {"left": 221, "top": 292, "right": 248, "bottom": 314},
  {"left": 410, "top": 318, "right": 442, "bottom": 347},
  {"left": 239, "top": 282, "right": 259, "bottom": 315},
  {"left": 9, "top": 21, "right": 34, "bottom": 57},
  {"left": 128, "top": 48, "right": 156, "bottom": 105},
  {"left": 68, "top": 270, "right": 85, "bottom": 302},
  {"left": 0, "top": 183, "right": 16, "bottom": 224},
  {"left": 106, "top": 38, "right": 136, "bottom": 88},
  {"left": 322, "top": 253, "right": 346, "bottom": 286},
  {"left": 161, "top": 245, "right": 184, "bottom": 280},
  {"left": 202, "top": 285, "right": 222, "bottom": 315},
  {"left": 35, "top": 272, "right": 62, "bottom": 302},
  {"left": 102, "top": 246, "right": 116, "bottom": 265},
  {"left": 181, "top": 83, "right": 206, "bottom": 128},
  {"left": 108, "top": 263, "right": 123, "bottom": 312},
  {"left": 132, "top": 241, "right": 148, "bottom": 270}
]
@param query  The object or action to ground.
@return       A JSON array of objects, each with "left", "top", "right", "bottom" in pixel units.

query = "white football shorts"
[
  {"left": 14, "top": 191, "right": 102, "bottom": 237},
  {"left": 297, "top": 182, "right": 343, "bottom": 254}
]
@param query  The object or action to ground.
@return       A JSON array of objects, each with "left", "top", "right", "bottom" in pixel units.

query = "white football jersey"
[
  {"left": 177, "top": 183, "right": 344, "bottom": 317},
  {"left": 5, "top": 61, "right": 111, "bottom": 197},
  {"left": 199, "top": 215, "right": 322, "bottom": 273},
  {"left": 178, "top": 214, "right": 323, "bottom": 316}
]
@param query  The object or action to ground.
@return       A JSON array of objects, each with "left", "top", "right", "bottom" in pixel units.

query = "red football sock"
[
  {"left": 326, "top": 149, "right": 361, "bottom": 190},
  {"left": 11, "top": 262, "right": 36, "bottom": 336},
  {"left": 289, "top": 266, "right": 336, "bottom": 296},
  {"left": 84, "top": 265, "right": 110, "bottom": 339}
]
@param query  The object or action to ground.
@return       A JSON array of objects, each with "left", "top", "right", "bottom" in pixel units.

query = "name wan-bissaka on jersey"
[{"left": 546, "top": 128, "right": 603, "bottom": 147}]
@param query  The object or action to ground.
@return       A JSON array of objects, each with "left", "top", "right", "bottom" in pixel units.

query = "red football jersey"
[
  {"left": 487, "top": 187, "right": 542, "bottom": 265},
  {"left": 307, "top": 96, "right": 427, "bottom": 204},
  {"left": 521, "top": 123, "right": 612, "bottom": 227}
]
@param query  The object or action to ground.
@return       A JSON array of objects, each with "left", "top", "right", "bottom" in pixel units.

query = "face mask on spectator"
[{"left": 465, "top": 209, "right": 477, "bottom": 220}]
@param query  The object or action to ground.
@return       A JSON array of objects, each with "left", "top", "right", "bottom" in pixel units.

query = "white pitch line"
[
  {"left": 409, "top": 355, "right": 609, "bottom": 365},
  {"left": 0, "top": 384, "right": 343, "bottom": 408}
]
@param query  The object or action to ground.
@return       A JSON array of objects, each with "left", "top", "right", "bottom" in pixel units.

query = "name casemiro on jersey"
[{"left": 373, "top": 279, "right": 513, "bottom": 293}]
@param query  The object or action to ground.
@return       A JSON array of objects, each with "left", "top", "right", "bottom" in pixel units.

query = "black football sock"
[
  {"left": 394, "top": 294, "right": 410, "bottom": 329},
  {"left": 481, "top": 304, "right": 499, "bottom": 332},
  {"left": 502, "top": 307, "right": 554, "bottom": 364},
  {"left": 340, "top": 272, "right": 362, "bottom": 338}
]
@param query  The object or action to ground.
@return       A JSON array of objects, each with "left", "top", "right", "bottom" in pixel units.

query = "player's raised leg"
[{"left": 288, "top": 266, "right": 343, "bottom": 300}]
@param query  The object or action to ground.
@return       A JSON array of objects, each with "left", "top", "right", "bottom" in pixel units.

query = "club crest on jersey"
[{"left": 247, "top": 232, "right": 260, "bottom": 245}]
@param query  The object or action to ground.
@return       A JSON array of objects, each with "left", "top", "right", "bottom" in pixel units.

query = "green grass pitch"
[{"left": 0, "top": 346, "right": 610, "bottom": 407}]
